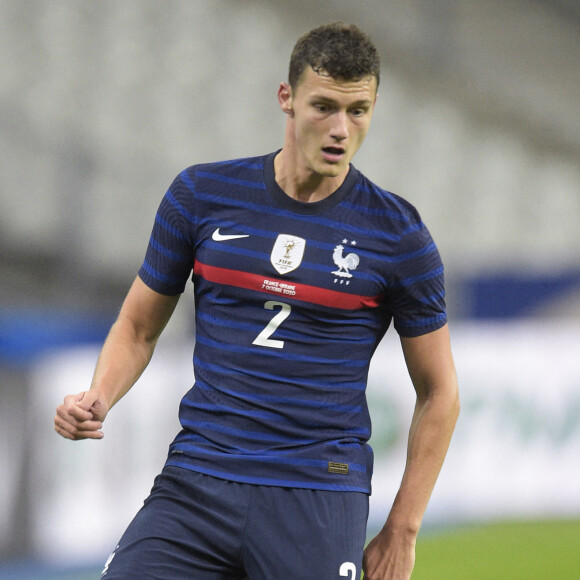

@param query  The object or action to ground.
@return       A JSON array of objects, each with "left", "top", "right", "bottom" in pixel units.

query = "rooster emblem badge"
[{"left": 331, "top": 244, "right": 360, "bottom": 278}]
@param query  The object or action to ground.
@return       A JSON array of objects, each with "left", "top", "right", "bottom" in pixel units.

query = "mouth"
[{"left": 321, "top": 146, "right": 346, "bottom": 163}]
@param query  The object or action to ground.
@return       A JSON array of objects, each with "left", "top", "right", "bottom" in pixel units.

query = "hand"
[
  {"left": 362, "top": 526, "right": 416, "bottom": 580},
  {"left": 54, "top": 390, "right": 109, "bottom": 440}
]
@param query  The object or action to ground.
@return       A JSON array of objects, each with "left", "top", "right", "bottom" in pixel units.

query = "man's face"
[{"left": 281, "top": 66, "right": 377, "bottom": 179}]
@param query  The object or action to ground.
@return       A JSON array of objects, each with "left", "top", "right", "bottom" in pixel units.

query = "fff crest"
[{"left": 270, "top": 234, "right": 306, "bottom": 275}]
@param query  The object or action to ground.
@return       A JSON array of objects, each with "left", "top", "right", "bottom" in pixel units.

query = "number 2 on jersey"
[
  {"left": 339, "top": 562, "right": 357, "bottom": 580},
  {"left": 252, "top": 300, "right": 291, "bottom": 349}
]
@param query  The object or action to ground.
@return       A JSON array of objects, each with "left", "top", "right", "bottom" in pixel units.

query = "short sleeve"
[
  {"left": 138, "top": 170, "right": 196, "bottom": 295},
  {"left": 388, "top": 218, "right": 447, "bottom": 337}
]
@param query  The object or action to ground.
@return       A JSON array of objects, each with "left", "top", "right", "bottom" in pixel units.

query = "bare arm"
[
  {"left": 363, "top": 324, "right": 460, "bottom": 579},
  {"left": 54, "top": 276, "right": 180, "bottom": 440}
]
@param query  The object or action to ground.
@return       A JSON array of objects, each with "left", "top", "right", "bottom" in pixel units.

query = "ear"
[{"left": 277, "top": 82, "right": 293, "bottom": 116}]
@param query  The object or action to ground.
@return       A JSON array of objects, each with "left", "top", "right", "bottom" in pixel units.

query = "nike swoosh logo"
[{"left": 212, "top": 228, "right": 250, "bottom": 242}]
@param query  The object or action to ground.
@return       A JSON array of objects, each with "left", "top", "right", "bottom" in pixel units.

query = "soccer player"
[{"left": 55, "top": 22, "right": 459, "bottom": 580}]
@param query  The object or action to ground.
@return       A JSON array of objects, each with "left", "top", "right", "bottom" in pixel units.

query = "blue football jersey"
[{"left": 138, "top": 151, "right": 447, "bottom": 493}]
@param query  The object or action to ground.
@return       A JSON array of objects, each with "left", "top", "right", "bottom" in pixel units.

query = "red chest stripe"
[{"left": 194, "top": 260, "right": 381, "bottom": 310}]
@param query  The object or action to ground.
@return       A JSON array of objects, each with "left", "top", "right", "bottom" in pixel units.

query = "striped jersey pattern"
[{"left": 138, "top": 151, "right": 447, "bottom": 493}]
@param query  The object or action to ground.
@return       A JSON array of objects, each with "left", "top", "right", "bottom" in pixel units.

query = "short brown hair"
[{"left": 288, "top": 22, "right": 380, "bottom": 89}]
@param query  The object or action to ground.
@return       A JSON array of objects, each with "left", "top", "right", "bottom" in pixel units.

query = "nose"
[{"left": 330, "top": 111, "right": 349, "bottom": 142}]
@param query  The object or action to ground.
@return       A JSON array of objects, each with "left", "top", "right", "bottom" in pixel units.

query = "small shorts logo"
[{"left": 101, "top": 545, "right": 118, "bottom": 577}]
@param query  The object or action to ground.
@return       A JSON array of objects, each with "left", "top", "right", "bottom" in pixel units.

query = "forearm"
[
  {"left": 89, "top": 314, "right": 158, "bottom": 410},
  {"left": 363, "top": 389, "right": 458, "bottom": 579},
  {"left": 386, "top": 383, "right": 460, "bottom": 536},
  {"left": 88, "top": 277, "right": 179, "bottom": 410},
  {"left": 54, "top": 279, "right": 179, "bottom": 441}
]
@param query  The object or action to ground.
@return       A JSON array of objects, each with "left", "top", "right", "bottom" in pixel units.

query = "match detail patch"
[{"left": 328, "top": 462, "right": 349, "bottom": 475}]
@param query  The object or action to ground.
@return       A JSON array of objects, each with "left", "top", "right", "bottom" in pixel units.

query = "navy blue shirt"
[{"left": 138, "top": 151, "right": 447, "bottom": 493}]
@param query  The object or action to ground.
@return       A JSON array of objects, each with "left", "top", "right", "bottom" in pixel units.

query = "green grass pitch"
[{"left": 411, "top": 519, "right": 580, "bottom": 579}]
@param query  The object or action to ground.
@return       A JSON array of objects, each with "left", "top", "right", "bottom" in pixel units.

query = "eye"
[{"left": 350, "top": 107, "right": 368, "bottom": 118}]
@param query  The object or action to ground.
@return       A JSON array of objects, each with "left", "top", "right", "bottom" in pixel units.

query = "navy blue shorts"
[{"left": 100, "top": 466, "right": 368, "bottom": 579}]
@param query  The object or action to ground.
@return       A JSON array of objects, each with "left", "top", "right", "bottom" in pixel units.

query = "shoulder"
[
  {"left": 351, "top": 169, "right": 423, "bottom": 229},
  {"left": 178, "top": 153, "right": 270, "bottom": 183},
  {"left": 164, "top": 153, "right": 270, "bottom": 210},
  {"left": 350, "top": 171, "right": 441, "bottom": 266}
]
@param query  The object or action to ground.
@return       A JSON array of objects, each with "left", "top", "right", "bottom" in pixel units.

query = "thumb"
[
  {"left": 77, "top": 390, "right": 100, "bottom": 411},
  {"left": 77, "top": 390, "right": 109, "bottom": 422}
]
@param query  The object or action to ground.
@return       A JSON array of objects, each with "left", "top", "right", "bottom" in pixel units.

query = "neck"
[{"left": 273, "top": 148, "right": 348, "bottom": 204}]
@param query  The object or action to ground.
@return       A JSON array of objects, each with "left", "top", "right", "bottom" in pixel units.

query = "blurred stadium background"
[{"left": 1, "top": 0, "right": 579, "bottom": 577}]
